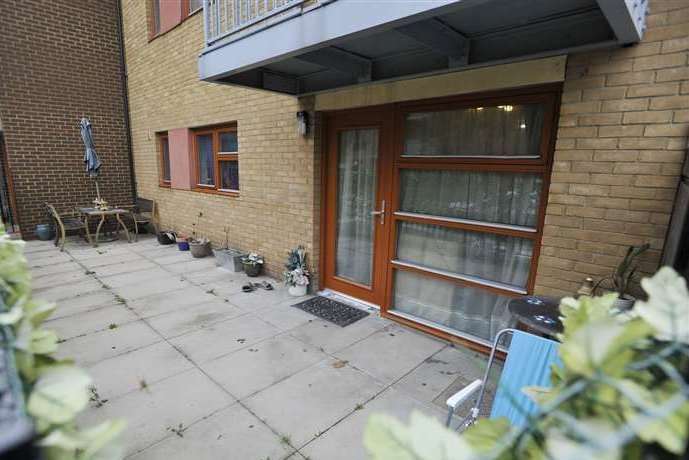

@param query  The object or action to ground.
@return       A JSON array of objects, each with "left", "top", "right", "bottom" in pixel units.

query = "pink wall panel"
[
  {"left": 169, "top": 128, "right": 192, "bottom": 190},
  {"left": 159, "top": 0, "right": 183, "bottom": 35}
]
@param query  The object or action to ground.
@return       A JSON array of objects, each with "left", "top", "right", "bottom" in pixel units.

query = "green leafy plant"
[
  {"left": 594, "top": 243, "right": 650, "bottom": 298},
  {"left": 0, "top": 226, "right": 124, "bottom": 459},
  {"left": 365, "top": 267, "right": 689, "bottom": 459},
  {"left": 283, "top": 246, "right": 310, "bottom": 287}
]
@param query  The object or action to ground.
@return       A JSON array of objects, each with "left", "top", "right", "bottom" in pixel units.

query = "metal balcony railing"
[{"left": 203, "top": 0, "right": 306, "bottom": 45}]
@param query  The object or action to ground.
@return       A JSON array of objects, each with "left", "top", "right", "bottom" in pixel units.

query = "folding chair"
[
  {"left": 445, "top": 328, "right": 561, "bottom": 430},
  {"left": 119, "top": 197, "right": 157, "bottom": 241}
]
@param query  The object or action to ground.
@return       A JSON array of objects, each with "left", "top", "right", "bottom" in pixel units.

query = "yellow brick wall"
[
  {"left": 535, "top": 0, "right": 689, "bottom": 296},
  {"left": 122, "top": 0, "right": 688, "bottom": 297},
  {"left": 121, "top": 1, "right": 319, "bottom": 280}
]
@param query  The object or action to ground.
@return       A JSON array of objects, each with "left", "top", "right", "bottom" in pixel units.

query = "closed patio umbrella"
[{"left": 80, "top": 117, "right": 102, "bottom": 201}]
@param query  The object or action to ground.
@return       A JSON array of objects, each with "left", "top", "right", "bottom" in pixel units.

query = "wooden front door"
[{"left": 322, "top": 109, "right": 394, "bottom": 305}]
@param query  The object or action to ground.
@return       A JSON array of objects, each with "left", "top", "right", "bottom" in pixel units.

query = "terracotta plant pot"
[
  {"left": 190, "top": 241, "right": 211, "bottom": 258},
  {"left": 288, "top": 284, "right": 308, "bottom": 297},
  {"left": 243, "top": 262, "right": 262, "bottom": 277}
]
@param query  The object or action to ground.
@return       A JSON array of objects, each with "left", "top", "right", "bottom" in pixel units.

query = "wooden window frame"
[
  {"left": 148, "top": 0, "right": 201, "bottom": 42},
  {"left": 158, "top": 134, "right": 171, "bottom": 188},
  {"left": 191, "top": 124, "right": 239, "bottom": 196},
  {"left": 382, "top": 87, "right": 560, "bottom": 348}
]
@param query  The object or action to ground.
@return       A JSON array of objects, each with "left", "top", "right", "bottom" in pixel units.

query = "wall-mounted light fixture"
[{"left": 296, "top": 111, "right": 309, "bottom": 137}]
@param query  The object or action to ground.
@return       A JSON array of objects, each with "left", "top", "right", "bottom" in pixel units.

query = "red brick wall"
[{"left": 0, "top": 0, "right": 133, "bottom": 238}]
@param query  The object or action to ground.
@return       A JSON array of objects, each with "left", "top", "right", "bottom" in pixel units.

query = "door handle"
[{"left": 371, "top": 200, "right": 385, "bottom": 225}]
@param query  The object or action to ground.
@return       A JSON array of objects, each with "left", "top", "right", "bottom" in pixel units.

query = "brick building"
[
  {"left": 117, "top": 0, "right": 689, "bottom": 350},
  {"left": 0, "top": 0, "right": 134, "bottom": 238},
  {"left": 1, "top": 0, "right": 686, "bottom": 351}
]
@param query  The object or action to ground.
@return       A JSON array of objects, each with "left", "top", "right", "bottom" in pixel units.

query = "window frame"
[
  {"left": 384, "top": 88, "right": 559, "bottom": 337},
  {"left": 191, "top": 124, "right": 239, "bottom": 196},
  {"left": 158, "top": 133, "right": 171, "bottom": 188}
]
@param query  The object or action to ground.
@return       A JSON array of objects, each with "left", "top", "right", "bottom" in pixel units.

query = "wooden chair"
[
  {"left": 45, "top": 204, "right": 87, "bottom": 251},
  {"left": 119, "top": 198, "right": 157, "bottom": 241}
]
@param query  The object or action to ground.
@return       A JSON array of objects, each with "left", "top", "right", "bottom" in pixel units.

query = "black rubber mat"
[{"left": 291, "top": 296, "right": 370, "bottom": 327}]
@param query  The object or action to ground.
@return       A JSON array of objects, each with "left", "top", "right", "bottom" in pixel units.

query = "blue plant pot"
[
  {"left": 35, "top": 224, "right": 55, "bottom": 241},
  {"left": 177, "top": 241, "right": 190, "bottom": 251}
]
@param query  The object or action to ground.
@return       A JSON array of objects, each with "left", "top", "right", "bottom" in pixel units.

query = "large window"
[
  {"left": 389, "top": 94, "right": 554, "bottom": 344},
  {"left": 159, "top": 134, "right": 171, "bottom": 186},
  {"left": 192, "top": 125, "right": 239, "bottom": 194}
]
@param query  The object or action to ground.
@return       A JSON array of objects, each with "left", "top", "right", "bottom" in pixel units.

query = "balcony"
[{"left": 199, "top": 0, "right": 649, "bottom": 96}]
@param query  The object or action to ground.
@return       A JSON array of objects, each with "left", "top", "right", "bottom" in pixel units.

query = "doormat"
[{"left": 292, "top": 296, "right": 370, "bottom": 327}]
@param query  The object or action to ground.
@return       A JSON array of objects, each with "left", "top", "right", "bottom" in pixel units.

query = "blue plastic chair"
[{"left": 445, "top": 328, "right": 561, "bottom": 430}]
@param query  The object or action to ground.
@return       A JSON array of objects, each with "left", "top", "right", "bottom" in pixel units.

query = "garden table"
[
  {"left": 78, "top": 207, "right": 131, "bottom": 247},
  {"left": 508, "top": 296, "right": 563, "bottom": 339}
]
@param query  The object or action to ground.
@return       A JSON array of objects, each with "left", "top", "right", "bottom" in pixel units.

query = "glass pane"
[
  {"left": 161, "top": 138, "right": 170, "bottom": 182},
  {"left": 196, "top": 134, "right": 214, "bottom": 186},
  {"left": 189, "top": 0, "right": 203, "bottom": 12},
  {"left": 404, "top": 104, "right": 544, "bottom": 157},
  {"left": 397, "top": 221, "right": 533, "bottom": 289},
  {"left": 220, "top": 160, "right": 239, "bottom": 190},
  {"left": 220, "top": 131, "right": 238, "bottom": 152},
  {"left": 399, "top": 169, "right": 542, "bottom": 228},
  {"left": 392, "top": 270, "right": 514, "bottom": 342},
  {"left": 335, "top": 128, "right": 379, "bottom": 286}
]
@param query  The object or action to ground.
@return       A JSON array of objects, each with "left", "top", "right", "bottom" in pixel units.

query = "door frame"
[
  {"left": 319, "top": 83, "right": 562, "bottom": 353},
  {"left": 320, "top": 107, "right": 395, "bottom": 306}
]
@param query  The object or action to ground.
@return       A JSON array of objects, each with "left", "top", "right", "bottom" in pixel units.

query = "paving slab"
[
  {"left": 162, "top": 257, "right": 218, "bottom": 274},
  {"left": 114, "top": 277, "right": 193, "bottom": 302},
  {"left": 23, "top": 240, "right": 56, "bottom": 254},
  {"left": 300, "top": 387, "right": 448, "bottom": 459},
  {"left": 126, "top": 288, "right": 219, "bottom": 318},
  {"left": 86, "top": 341, "right": 194, "bottom": 401},
  {"left": 145, "top": 300, "right": 246, "bottom": 339},
  {"left": 287, "top": 316, "right": 389, "bottom": 354},
  {"left": 250, "top": 297, "right": 318, "bottom": 332},
  {"left": 30, "top": 261, "right": 83, "bottom": 279},
  {"left": 244, "top": 358, "right": 385, "bottom": 447},
  {"left": 153, "top": 252, "right": 201, "bottom": 266},
  {"left": 129, "top": 403, "right": 294, "bottom": 460},
  {"left": 26, "top": 251, "right": 73, "bottom": 268},
  {"left": 170, "top": 314, "right": 280, "bottom": 363},
  {"left": 80, "top": 252, "right": 145, "bottom": 269},
  {"left": 335, "top": 323, "right": 447, "bottom": 385},
  {"left": 100, "top": 267, "right": 172, "bottom": 289},
  {"left": 56, "top": 320, "right": 162, "bottom": 366},
  {"left": 90, "top": 259, "right": 159, "bottom": 277},
  {"left": 392, "top": 345, "right": 491, "bottom": 411},
  {"left": 78, "top": 369, "right": 234, "bottom": 457},
  {"left": 49, "top": 291, "right": 121, "bottom": 320},
  {"left": 202, "top": 334, "right": 328, "bottom": 400},
  {"left": 31, "top": 267, "right": 88, "bottom": 290},
  {"left": 46, "top": 304, "right": 139, "bottom": 340},
  {"left": 181, "top": 268, "right": 241, "bottom": 288},
  {"left": 34, "top": 278, "right": 104, "bottom": 302}
]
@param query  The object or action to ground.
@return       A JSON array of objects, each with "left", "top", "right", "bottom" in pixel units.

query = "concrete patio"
[{"left": 24, "top": 236, "right": 493, "bottom": 459}]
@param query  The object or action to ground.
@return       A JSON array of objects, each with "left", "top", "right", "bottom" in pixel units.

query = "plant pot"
[
  {"left": 288, "top": 284, "right": 308, "bottom": 297},
  {"left": 177, "top": 240, "right": 190, "bottom": 251},
  {"left": 212, "top": 248, "right": 247, "bottom": 272},
  {"left": 35, "top": 224, "right": 55, "bottom": 241},
  {"left": 243, "top": 262, "right": 262, "bottom": 277},
  {"left": 190, "top": 241, "right": 211, "bottom": 258},
  {"left": 612, "top": 295, "right": 635, "bottom": 311},
  {"left": 157, "top": 231, "right": 175, "bottom": 245}
]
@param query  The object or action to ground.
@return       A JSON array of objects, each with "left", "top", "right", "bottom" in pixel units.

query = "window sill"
[
  {"left": 192, "top": 187, "right": 240, "bottom": 197},
  {"left": 159, "top": 182, "right": 171, "bottom": 188}
]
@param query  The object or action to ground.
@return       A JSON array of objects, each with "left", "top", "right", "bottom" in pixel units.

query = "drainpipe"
[{"left": 116, "top": 0, "right": 137, "bottom": 203}]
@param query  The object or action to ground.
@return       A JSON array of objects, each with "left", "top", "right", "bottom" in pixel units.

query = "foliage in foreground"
[
  {"left": 365, "top": 267, "right": 689, "bottom": 459},
  {"left": 0, "top": 227, "right": 124, "bottom": 459}
]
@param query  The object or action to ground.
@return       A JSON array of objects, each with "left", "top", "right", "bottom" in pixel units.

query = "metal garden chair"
[
  {"left": 445, "top": 328, "right": 561, "bottom": 431},
  {"left": 118, "top": 197, "right": 157, "bottom": 241},
  {"left": 45, "top": 203, "right": 87, "bottom": 251}
]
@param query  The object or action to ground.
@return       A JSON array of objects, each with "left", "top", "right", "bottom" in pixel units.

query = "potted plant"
[
  {"left": 157, "top": 230, "right": 176, "bottom": 245},
  {"left": 176, "top": 233, "right": 190, "bottom": 251},
  {"left": 594, "top": 243, "right": 650, "bottom": 310},
  {"left": 212, "top": 226, "right": 247, "bottom": 271},
  {"left": 241, "top": 253, "right": 264, "bottom": 277},
  {"left": 189, "top": 212, "right": 211, "bottom": 258},
  {"left": 284, "top": 246, "right": 310, "bottom": 296}
]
